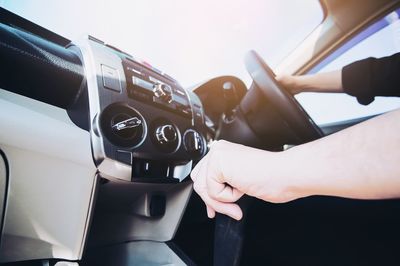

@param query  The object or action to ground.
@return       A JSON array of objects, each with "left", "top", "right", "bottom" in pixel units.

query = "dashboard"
[{"left": 77, "top": 37, "right": 208, "bottom": 182}]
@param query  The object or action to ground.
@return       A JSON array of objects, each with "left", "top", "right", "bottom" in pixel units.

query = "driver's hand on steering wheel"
[{"left": 190, "top": 140, "right": 300, "bottom": 220}]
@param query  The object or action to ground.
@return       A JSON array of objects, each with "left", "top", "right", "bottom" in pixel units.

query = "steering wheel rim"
[{"left": 245, "top": 50, "right": 323, "bottom": 142}]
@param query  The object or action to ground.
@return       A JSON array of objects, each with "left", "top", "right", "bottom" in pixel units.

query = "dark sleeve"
[{"left": 342, "top": 52, "right": 400, "bottom": 105}]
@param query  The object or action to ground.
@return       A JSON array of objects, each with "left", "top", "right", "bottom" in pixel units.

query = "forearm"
[
  {"left": 280, "top": 108, "right": 400, "bottom": 200},
  {"left": 296, "top": 70, "right": 343, "bottom": 93},
  {"left": 278, "top": 70, "right": 343, "bottom": 94}
]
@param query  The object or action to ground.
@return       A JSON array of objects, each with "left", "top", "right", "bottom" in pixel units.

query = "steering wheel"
[{"left": 244, "top": 50, "right": 323, "bottom": 142}]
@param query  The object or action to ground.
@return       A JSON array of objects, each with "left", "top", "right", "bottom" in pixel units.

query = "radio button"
[{"left": 101, "top": 64, "right": 121, "bottom": 92}]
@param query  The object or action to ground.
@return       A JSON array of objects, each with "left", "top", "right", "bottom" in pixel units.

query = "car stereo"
[{"left": 123, "top": 58, "right": 193, "bottom": 118}]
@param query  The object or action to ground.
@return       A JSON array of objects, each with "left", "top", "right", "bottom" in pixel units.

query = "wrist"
[
  {"left": 244, "top": 150, "right": 305, "bottom": 203},
  {"left": 269, "top": 148, "right": 314, "bottom": 202},
  {"left": 276, "top": 75, "right": 302, "bottom": 94},
  {"left": 287, "top": 75, "right": 313, "bottom": 94}
]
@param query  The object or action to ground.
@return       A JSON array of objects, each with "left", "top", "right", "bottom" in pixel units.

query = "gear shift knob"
[{"left": 222, "top": 81, "right": 238, "bottom": 121}]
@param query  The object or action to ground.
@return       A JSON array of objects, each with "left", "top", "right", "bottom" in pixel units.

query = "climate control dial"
[
  {"left": 150, "top": 119, "right": 180, "bottom": 153},
  {"left": 183, "top": 129, "right": 205, "bottom": 158},
  {"left": 156, "top": 124, "right": 177, "bottom": 144}
]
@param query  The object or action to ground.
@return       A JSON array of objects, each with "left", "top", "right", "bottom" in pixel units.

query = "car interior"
[{"left": 0, "top": 0, "right": 400, "bottom": 265}]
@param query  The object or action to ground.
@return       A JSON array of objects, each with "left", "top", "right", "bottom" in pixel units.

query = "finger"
[
  {"left": 206, "top": 205, "right": 216, "bottom": 218},
  {"left": 190, "top": 144, "right": 243, "bottom": 220},
  {"left": 208, "top": 198, "right": 243, "bottom": 221},
  {"left": 204, "top": 148, "right": 244, "bottom": 203},
  {"left": 209, "top": 184, "right": 244, "bottom": 203},
  {"left": 198, "top": 191, "right": 243, "bottom": 220}
]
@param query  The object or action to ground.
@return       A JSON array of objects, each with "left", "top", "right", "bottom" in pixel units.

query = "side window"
[{"left": 296, "top": 9, "right": 400, "bottom": 125}]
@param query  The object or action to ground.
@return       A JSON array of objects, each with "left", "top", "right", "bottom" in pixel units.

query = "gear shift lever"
[{"left": 213, "top": 196, "right": 253, "bottom": 266}]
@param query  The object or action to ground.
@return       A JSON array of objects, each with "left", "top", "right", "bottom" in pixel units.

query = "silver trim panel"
[{"left": 75, "top": 37, "right": 134, "bottom": 181}]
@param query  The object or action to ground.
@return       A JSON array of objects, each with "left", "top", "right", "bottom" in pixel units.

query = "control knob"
[
  {"left": 156, "top": 124, "right": 177, "bottom": 144},
  {"left": 153, "top": 83, "right": 173, "bottom": 103},
  {"left": 183, "top": 129, "right": 204, "bottom": 156}
]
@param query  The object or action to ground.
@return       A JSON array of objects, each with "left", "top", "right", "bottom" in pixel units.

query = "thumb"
[{"left": 208, "top": 181, "right": 244, "bottom": 203}]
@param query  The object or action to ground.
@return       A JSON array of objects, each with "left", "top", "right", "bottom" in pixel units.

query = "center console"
[
  {"left": 78, "top": 36, "right": 207, "bottom": 182},
  {"left": 76, "top": 36, "right": 206, "bottom": 260}
]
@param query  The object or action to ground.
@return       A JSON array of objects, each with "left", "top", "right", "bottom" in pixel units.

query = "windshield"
[{"left": 0, "top": 0, "right": 323, "bottom": 87}]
